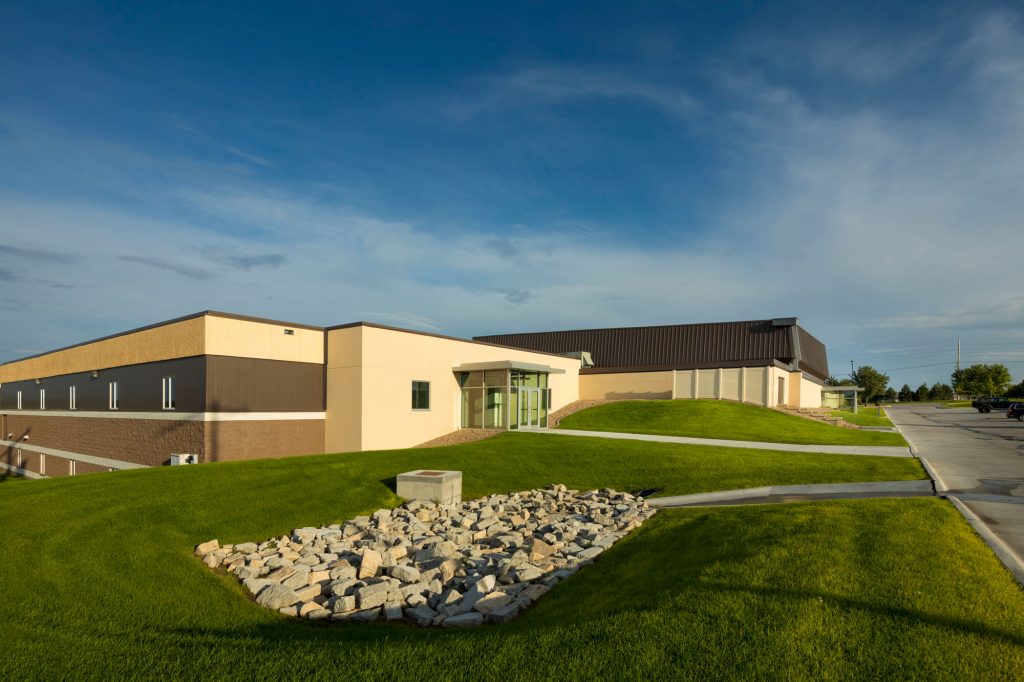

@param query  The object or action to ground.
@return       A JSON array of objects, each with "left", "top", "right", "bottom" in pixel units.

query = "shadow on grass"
[
  {"left": 378, "top": 476, "right": 397, "bottom": 494},
  {"left": 161, "top": 504, "right": 1024, "bottom": 655}
]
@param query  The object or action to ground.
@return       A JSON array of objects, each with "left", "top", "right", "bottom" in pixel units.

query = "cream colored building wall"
[
  {"left": 673, "top": 370, "right": 695, "bottom": 399},
  {"left": 579, "top": 371, "right": 674, "bottom": 400},
  {"left": 0, "top": 316, "right": 206, "bottom": 383},
  {"left": 798, "top": 374, "right": 823, "bottom": 408},
  {"left": 696, "top": 369, "right": 717, "bottom": 399},
  {"left": 325, "top": 326, "right": 363, "bottom": 453},
  {"left": 720, "top": 368, "right": 741, "bottom": 401},
  {"left": 204, "top": 315, "right": 324, "bottom": 364},
  {"left": 766, "top": 366, "right": 791, "bottom": 407},
  {"left": 326, "top": 325, "right": 580, "bottom": 452},
  {"left": 743, "top": 367, "right": 767, "bottom": 405}
]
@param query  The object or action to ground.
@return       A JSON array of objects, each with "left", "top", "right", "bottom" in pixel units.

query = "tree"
[
  {"left": 850, "top": 365, "right": 890, "bottom": 403},
  {"left": 929, "top": 383, "right": 953, "bottom": 400},
  {"left": 898, "top": 384, "right": 914, "bottom": 402},
  {"left": 952, "top": 363, "right": 1013, "bottom": 396},
  {"left": 884, "top": 387, "right": 897, "bottom": 401},
  {"left": 915, "top": 383, "right": 929, "bottom": 401},
  {"left": 824, "top": 376, "right": 845, "bottom": 386},
  {"left": 1007, "top": 380, "right": 1024, "bottom": 398}
]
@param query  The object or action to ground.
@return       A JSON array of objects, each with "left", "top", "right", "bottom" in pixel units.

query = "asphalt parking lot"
[{"left": 887, "top": 404, "right": 1024, "bottom": 573}]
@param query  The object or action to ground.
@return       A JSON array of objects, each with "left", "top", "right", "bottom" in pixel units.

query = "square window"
[{"left": 411, "top": 381, "right": 430, "bottom": 410}]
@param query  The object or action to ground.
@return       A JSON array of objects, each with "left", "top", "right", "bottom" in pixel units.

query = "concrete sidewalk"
[
  {"left": 542, "top": 428, "right": 914, "bottom": 457},
  {"left": 648, "top": 479, "right": 934, "bottom": 508}
]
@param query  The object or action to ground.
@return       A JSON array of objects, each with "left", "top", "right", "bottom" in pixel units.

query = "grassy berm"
[
  {"left": 559, "top": 400, "right": 908, "bottom": 446},
  {"left": 3, "top": 433, "right": 1023, "bottom": 680}
]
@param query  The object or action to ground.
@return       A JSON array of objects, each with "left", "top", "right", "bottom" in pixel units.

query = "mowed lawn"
[
  {"left": 559, "top": 400, "right": 908, "bottom": 446},
  {"left": 0, "top": 435, "right": 1018, "bottom": 680},
  {"left": 831, "top": 409, "right": 894, "bottom": 428}
]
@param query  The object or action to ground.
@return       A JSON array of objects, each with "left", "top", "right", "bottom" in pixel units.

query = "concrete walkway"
[
  {"left": 544, "top": 428, "right": 914, "bottom": 457},
  {"left": 648, "top": 479, "right": 934, "bottom": 508},
  {"left": 887, "top": 405, "right": 1024, "bottom": 585}
]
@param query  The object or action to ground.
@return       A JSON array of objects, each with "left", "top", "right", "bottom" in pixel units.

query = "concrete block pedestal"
[{"left": 396, "top": 470, "right": 462, "bottom": 505}]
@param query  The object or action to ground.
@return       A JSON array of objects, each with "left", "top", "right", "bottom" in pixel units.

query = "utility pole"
[{"left": 850, "top": 360, "right": 854, "bottom": 380}]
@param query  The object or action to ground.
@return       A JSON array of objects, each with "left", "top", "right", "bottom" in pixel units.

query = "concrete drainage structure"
[{"left": 196, "top": 484, "right": 655, "bottom": 626}]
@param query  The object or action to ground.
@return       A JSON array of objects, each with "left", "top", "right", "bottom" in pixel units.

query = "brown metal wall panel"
[
  {"left": 476, "top": 320, "right": 830, "bottom": 381},
  {"left": 205, "top": 356, "right": 324, "bottom": 412},
  {"left": 797, "top": 327, "right": 829, "bottom": 380},
  {"left": 0, "top": 357, "right": 206, "bottom": 412}
]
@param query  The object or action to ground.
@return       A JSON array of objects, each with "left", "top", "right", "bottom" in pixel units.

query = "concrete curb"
[
  {"left": 947, "top": 495, "right": 1024, "bottom": 587},
  {"left": 648, "top": 479, "right": 934, "bottom": 508}
]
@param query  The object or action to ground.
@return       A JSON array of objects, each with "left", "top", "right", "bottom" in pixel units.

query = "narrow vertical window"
[
  {"left": 39, "top": 388, "right": 46, "bottom": 410},
  {"left": 70, "top": 460, "right": 77, "bottom": 476},
  {"left": 69, "top": 385, "right": 77, "bottom": 410},
  {"left": 411, "top": 380, "right": 430, "bottom": 410},
  {"left": 17, "top": 390, "right": 22, "bottom": 410},
  {"left": 109, "top": 381, "right": 119, "bottom": 410},
  {"left": 161, "top": 377, "right": 175, "bottom": 410}
]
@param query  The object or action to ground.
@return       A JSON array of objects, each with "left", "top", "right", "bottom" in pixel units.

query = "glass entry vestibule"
[{"left": 455, "top": 362, "right": 561, "bottom": 430}]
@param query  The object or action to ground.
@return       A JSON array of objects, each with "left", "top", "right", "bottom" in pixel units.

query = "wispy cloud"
[
  {"left": 5, "top": 245, "right": 80, "bottom": 264},
  {"left": 118, "top": 255, "right": 217, "bottom": 280},
  {"left": 449, "top": 65, "right": 699, "bottom": 120},
  {"left": 200, "top": 246, "right": 288, "bottom": 271}
]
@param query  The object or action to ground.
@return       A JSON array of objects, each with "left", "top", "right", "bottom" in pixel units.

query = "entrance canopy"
[{"left": 455, "top": 363, "right": 559, "bottom": 430}]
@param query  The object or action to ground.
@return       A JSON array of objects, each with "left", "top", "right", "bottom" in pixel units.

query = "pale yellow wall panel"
[
  {"left": 697, "top": 369, "right": 717, "bottom": 399},
  {"left": 721, "top": 368, "right": 741, "bottom": 401},
  {"left": 579, "top": 371, "right": 673, "bottom": 400},
  {"left": 326, "top": 326, "right": 363, "bottom": 369},
  {"left": 0, "top": 317, "right": 205, "bottom": 383},
  {"left": 673, "top": 370, "right": 695, "bottom": 399},
  {"left": 204, "top": 316, "right": 324, "bottom": 364},
  {"left": 745, "top": 368, "right": 766, "bottom": 405},
  {"left": 325, "top": 365, "right": 362, "bottom": 453},
  {"left": 799, "top": 375, "right": 823, "bottom": 408}
]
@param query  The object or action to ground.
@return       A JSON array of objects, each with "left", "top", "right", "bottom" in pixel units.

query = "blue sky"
[{"left": 1, "top": 1, "right": 1022, "bottom": 389}]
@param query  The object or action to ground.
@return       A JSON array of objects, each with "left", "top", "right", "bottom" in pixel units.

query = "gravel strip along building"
[{"left": 0, "top": 312, "right": 827, "bottom": 477}]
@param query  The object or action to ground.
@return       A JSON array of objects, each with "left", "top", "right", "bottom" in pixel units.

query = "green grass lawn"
[
  {"left": 942, "top": 400, "right": 974, "bottom": 409},
  {"left": 831, "top": 409, "right": 894, "bottom": 428},
  {"left": 0, "top": 435, "right": 1017, "bottom": 679},
  {"left": 558, "top": 400, "right": 908, "bottom": 446}
]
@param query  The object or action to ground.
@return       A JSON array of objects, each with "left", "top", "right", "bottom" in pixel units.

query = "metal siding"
[
  {"left": 475, "top": 320, "right": 807, "bottom": 374},
  {"left": 796, "top": 327, "right": 830, "bottom": 380},
  {"left": 0, "top": 357, "right": 206, "bottom": 412},
  {"left": 205, "top": 356, "right": 324, "bottom": 412}
]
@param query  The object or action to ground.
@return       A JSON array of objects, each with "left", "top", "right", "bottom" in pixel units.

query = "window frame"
[
  {"left": 411, "top": 380, "right": 431, "bottom": 411},
  {"left": 39, "top": 388, "right": 46, "bottom": 410},
  {"left": 109, "top": 381, "right": 119, "bottom": 410},
  {"left": 69, "top": 385, "right": 77, "bottom": 410},
  {"left": 17, "top": 390, "right": 22, "bottom": 410},
  {"left": 161, "top": 376, "right": 175, "bottom": 410}
]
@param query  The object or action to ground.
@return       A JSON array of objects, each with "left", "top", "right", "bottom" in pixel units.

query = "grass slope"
[
  {"left": 0, "top": 441, "right": 1018, "bottom": 680},
  {"left": 831, "top": 409, "right": 894, "bottom": 428},
  {"left": 559, "top": 400, "right": 908, "bottom": 446}
]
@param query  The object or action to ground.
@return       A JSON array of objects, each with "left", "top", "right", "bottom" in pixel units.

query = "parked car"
[
  {"left": 971, "top": 396, "right": 1015, "bottom": 413},
  {"left": 1008, "top": 403, "right": 1024, "bottom": 421}
]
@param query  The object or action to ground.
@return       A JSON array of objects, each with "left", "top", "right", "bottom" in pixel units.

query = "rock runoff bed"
[{"left": 196, "top": 484, "right": 656, "bottom": 627}]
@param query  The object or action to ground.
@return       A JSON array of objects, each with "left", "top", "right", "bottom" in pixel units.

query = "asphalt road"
[{"left": 887, "top": 403, "right": 1024, "bottom": 568}]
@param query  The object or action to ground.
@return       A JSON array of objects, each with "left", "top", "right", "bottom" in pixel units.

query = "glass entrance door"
[
  {"left": 519, "top": 388, "right": 538, "bottom": 429},
  {"left": 518, "top": 388, "right": 549, "bottom": 429}
]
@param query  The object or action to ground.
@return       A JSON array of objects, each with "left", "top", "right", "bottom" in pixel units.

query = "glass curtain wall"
[
  {"left": 459, "top": 370, "right": 508, "bottom": 429},
  {"left": 459, "top": 369, "right": 551, "bottom": 429}
]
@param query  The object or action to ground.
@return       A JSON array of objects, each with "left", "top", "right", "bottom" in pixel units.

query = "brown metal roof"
[{"left": 474, "top": 319, "right": 830, "bottom": 380}]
